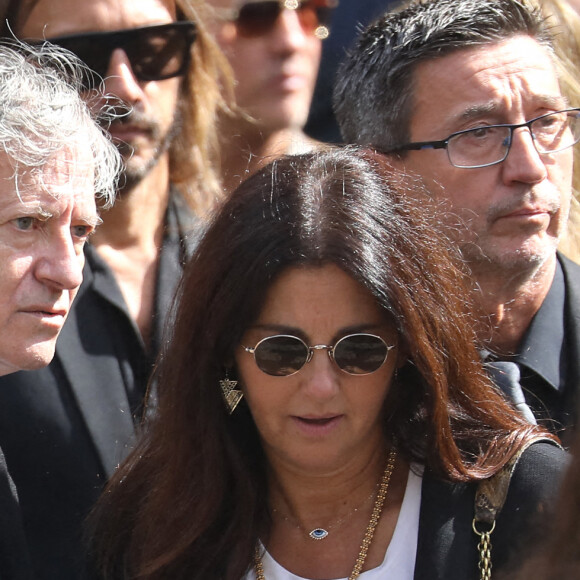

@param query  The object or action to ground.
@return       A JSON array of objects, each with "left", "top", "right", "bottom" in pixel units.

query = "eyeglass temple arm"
[{"left": 391, "top": 139, "right": 448, "bottom": 152}]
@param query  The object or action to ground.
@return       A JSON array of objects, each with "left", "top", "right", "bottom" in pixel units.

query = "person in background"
[
  {"left": 0, "top": 39, "right": 120, "bottom": 579},
  {"left": 334, "top": 0, "right": 580, "bottom": 444},
  {"left": 204, "top": 0, "right": 333, "bottom": 193},
  {"left": 305, "top": 0, "right": 400, "bottom": 143},
  {"left": 0, "top": 0, "right": 229, "bottom": 578},
  {"left": 88, "top": 147, "right": 565, "bottom": 580}
]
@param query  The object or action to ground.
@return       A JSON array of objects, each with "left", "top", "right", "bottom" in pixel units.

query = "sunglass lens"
[
  {"left": 50, "top": 37, "right": 111, "bottom": 89},
  {"left": 333, "top": 335, "right": 389, "bottom": 375},
  {"left": 237, "top": 2, "right": 282, "bottom": 37},
  {"left": 125, "top": 27, "right": 189, "bottom": 81},
  {"left": 297, "top": 2, "right": 320, "bottom": 34},
  {"left": 254, "top": 336, "right": 309, "bottom": 376}
]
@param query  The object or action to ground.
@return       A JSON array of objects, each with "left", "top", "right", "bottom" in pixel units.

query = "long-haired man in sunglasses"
[
  {"left": 206, "top": 0, "right": 334, "bottom": 193},
  {"left": 0, "top": 0, "right": 230, "bottom": 578}
]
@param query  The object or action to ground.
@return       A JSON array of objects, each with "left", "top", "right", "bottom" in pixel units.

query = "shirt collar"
[{"left": 516, "top": 260, "right": 566, "bottom": 392}]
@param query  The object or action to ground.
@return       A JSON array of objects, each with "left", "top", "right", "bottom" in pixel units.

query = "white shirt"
[{"left": 244, "top": 465, "right": 423, "bottom": 580}]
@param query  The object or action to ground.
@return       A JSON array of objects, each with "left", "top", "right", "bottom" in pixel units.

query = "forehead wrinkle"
[{"left": 456, "top": 92, "right": 569, "bottom": 124}]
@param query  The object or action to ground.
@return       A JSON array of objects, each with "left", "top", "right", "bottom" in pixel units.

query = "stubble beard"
[
  {"left": 448, "top": 189, "right": 565, "bottom": 278},
  {"left": 455, "top": 215, "right": 562, "bottom": 280},
  {"left": 112, "top": 110, "right": 180, "bottom": 195}
]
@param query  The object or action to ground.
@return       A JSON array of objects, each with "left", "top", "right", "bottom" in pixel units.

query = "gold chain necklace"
[{"left": 253, "top": 446, "right": 398, "bottom": 580}]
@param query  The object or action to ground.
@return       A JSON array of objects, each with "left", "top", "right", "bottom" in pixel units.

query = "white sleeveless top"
[{"left": 244, "top": 465, "right": 423, "bottom": 580}]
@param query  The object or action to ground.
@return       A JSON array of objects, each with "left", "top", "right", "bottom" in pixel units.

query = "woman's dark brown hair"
[{"left": 89, "top": 146, "right": 549, "bottom": 579}]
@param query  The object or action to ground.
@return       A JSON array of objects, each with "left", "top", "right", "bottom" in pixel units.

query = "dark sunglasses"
[
  {"left": 223, "top": 0, "right": 336, "bottom": 39},
  {"left": 40, "top": 22, "right": 197, "bottom": 90},
  {"left": 243, "top": 333, "right": 394, "bottom": 377}
]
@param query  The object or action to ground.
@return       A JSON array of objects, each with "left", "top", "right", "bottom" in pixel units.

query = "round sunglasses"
[
  {"left": 221, "top": 0, "right": 336, "bottom": 40},
  {"left": 242, "top": 333, "right": 394, "bottom": 377}
]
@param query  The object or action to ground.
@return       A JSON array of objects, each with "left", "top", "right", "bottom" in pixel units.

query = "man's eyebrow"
[
  {"left": 459, "top": 102, "right": 500, "bottom": 122},
  {"left": 19, "top": 206, "right": 53, "bottom": 221},
  {"left": 72, "top": 215, "right": 103, "bottom": 228},
  {"left": 79, "top": 214, "right": 103, "bottom": 228}
]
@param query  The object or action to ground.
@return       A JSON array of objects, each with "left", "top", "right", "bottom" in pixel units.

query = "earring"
[{"left": 220, "top": 370, "right": 243, "bottom": 414}]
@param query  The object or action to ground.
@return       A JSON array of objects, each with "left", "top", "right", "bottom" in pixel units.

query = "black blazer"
[
  {"left": 0, "top": 448, "right": 34, "bottom": 580},
  {"left": 559, "top": 254, "right": 580, "bottom": 434},
  {"left": 414, "top": 441, "right": 567, "bottom": 579}
]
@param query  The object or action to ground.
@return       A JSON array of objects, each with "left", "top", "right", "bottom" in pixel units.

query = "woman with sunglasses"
[{"left": 89, "top": 146, "right": 566, "bottom": 579}]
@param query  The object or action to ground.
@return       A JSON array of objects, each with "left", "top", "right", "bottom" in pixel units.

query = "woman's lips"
[{"left": 291, "top": 415, "right": 344, "bottom": 436}]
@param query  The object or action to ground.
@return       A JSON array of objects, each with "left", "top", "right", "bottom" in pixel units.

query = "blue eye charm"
[{"left": 309, "top": 528, "right": 329, "bottom": 540}]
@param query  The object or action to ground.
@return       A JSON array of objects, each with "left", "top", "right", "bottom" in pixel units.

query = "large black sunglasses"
[
  {"left": 221, "top": 0, "right": 336, "bottom": 40},
  {"left": 37, "top": 22, "right": 197, "bottom": 90},
  {"left": 243, "top": 333, "right": 394, "bottom": 377}
]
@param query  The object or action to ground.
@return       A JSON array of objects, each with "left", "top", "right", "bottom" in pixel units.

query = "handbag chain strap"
[{"left": 472, "top": 436, "right": 558, "bottom": 580}]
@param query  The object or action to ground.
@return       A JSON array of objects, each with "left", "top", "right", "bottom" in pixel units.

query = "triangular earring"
[{"left": 220, "top": 370, "right": 243, "bottom": 414}]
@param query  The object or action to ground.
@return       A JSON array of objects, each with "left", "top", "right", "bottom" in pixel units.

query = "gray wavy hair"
[{"left": 0, "top": 40, "right": 121, "bottom": 206}]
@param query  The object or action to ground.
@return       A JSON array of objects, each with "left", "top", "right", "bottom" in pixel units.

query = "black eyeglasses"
[
  {"left": 391, "top": 108, "right": 580, "bottom": 169},
  {"left": 220, "top": 0, "right": 336, "bottom": 40},
  {"left": 39, "top": 22, "right": 197, "bottom": 90},
  {"left": 243, "top": 333, "right": 394, "bottom": 377}
]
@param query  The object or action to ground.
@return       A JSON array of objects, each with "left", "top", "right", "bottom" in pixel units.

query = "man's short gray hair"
[
  {"left": 0, "top": 40, "right": 121, "bottom": 206},
  {"left": 333, "top": 0, "right": 554, "bottom": 152}
]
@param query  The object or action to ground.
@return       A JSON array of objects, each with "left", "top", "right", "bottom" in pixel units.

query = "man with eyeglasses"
[
  {"left": 0, "top": 0, "right": 226, "bottom": 578},
  {"left": 206, "top": 0, "right": 334, "bottom": 193},
  {"left": 334, "top": 0, "right": 580, "bottom": 443}
]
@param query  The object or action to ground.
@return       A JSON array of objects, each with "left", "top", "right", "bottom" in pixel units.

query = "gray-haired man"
[{"left": 0, "top": 40, "right": 120, "bottom": 578}]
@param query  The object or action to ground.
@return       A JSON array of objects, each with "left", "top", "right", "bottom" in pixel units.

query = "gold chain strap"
[{"left": 472, "top": 520, "right": 495, "bottom": 580}]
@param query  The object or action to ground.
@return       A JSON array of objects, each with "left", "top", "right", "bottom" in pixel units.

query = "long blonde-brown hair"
[{"left": 171, "top": 0, "right": 233, "bottom": 214}]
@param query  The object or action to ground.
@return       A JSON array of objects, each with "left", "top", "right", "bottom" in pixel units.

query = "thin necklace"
[
  {"left": 254, "top": 446, "right": 397, "bottom": 580},
  {"left": 272, "top": 484, "right": 377, "bottom": 541}
]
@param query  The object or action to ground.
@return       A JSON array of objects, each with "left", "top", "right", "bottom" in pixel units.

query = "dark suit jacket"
[
  {"left": 0, "top": 193, "right": 198, "bottom": 580},
  {"left": 414, "top": 441, "right": 567, "bottom": 579},
  {"left": 558, "top": 254, "right": 580, "bottom": 435},
  {"left": 0, "top": 448, "right": 34, "bottom": 580}
]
